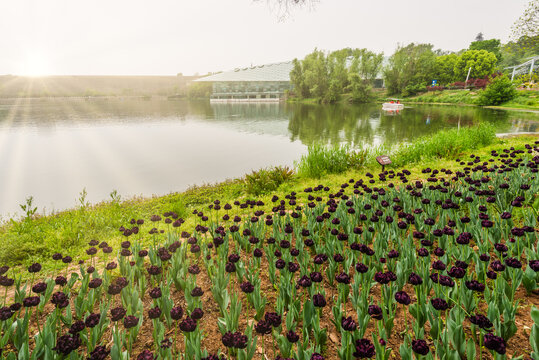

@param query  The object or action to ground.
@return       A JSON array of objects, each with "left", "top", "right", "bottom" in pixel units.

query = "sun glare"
[{"left": 20, "top": 51, "right": 51, "bottom": 76}]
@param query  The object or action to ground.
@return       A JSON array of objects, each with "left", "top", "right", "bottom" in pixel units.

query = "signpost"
[{"left": 376, "top": 155, "right": 392, "bottom": 172}]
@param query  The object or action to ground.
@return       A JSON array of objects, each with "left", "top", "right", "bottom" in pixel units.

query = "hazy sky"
[{"left": 0, "top": 0, "right": 529, "bottom": 76}]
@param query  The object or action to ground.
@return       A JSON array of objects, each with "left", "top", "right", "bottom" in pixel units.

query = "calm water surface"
[{"left": 0, "top": 98, "right": 537, "bottom": 217}]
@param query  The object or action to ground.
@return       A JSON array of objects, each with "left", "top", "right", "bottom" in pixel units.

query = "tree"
[
  {"left": 290, "top": 58, "right": 309, "bottom": 98},
  {"left": 511, "top": 0, "right": 539, "bottom": 50},
  {"left": 475, "top": 32, "right": 484, "bottom": 42},
  {"left": 469, "top": 39, "right": 502, "bottom": 63},
  {"left": 434, "top": 54, "right": 459, "bottom": 85},
  {"left": 383, "top": 43, "right": 436, "bottom": 96},
  {"left": 512, "top": 0, "right": 539, "bottom": 40},
  {"left": 454, "top": 50, "right": 497, "bottom": 80}
]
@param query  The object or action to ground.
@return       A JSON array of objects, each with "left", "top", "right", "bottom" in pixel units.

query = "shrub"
[
  {"left": 477, "top": 75, "right": 517, "bottom": 105},
  {"left": 244, "top": 166, "right": 294, "bottom": 195},
  {"left": 295, "top": 144, "right": 368, "bottom": 178}
]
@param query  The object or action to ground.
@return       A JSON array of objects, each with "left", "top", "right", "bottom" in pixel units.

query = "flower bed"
[{"left": 0, "top": 141, "right": 538, "bottom": 359}]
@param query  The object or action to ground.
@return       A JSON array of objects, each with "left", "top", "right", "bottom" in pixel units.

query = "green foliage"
[
  {"left": 393, "top": 123, "right": 496, "bottom": 165},
  {"left": 244, "top": 166, "right": 295, "bottom": 195},
  {"left": 348, "top": 74, "right": 373, "bottom": 103},
  {"left": 434, "top": 54, "right": 459, "bottom": 85},
  {"left": 290, "top": 47, "right": 383, "bottom": 103},
  {"left": 477, "top": 75, "right": 518, "bottom": 105},
  {"left": 295, "top": 144, "right": 368, "bottom": 178},
  {"left": 454, "top": 50, "right": 497, "bottom": 80},
  {"left": 187, "top": 82, "right": 212, "bottom": 99},
  {"left": 469, "top": 39, "right": 502, "bottom": 63},
  {"left": 383, "top": 43, "right": 436, "bottom": 96}
]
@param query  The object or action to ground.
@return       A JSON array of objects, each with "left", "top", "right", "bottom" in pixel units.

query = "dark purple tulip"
[
  {"left": 137, "top": 350, "right": 154, "bottom": 360},
  {"left": 191, "top": 287, "right": 204, "bottom": 297},
  {"left": 32, "top": 282, "right": 47, "bottom": 294},
  {"left": 170, "top": 306, "right": 183, "bottom": 320},
  {"left": 225, "top": 262, "right": 236, "bottom": 273},
  {"left": 408, "top": 272, "right": 422, "bottom": 286},
  {"left": 50, "top": 292, "right": 68, "bottom": 308},
  {"left": 439, "top": 275, "right": 454, "bottom": 288},
  {"left": 430, "top": 298, "right": 448, "bottom": 311},
  {"left": 368, "top": 305, "right": 382, "bottom": 320},
  {"left": 62, "top": 256, "right": 73, "bottom": 264},
  {"left": 149, "top": 287, "right": 162, "bottom": 299},
  {"left": 483, "top": 333, "right": 506, "bottom": 354},
  {"left": 411, "top": 339, "right": 429, "bottom": 355},
  {"left": 465, "top": 280, "right": 485, "bottom": 292},
  {"left": 395, "top": 291, "right": 411, "bottom": 305},
  {"left": 0, "top": 307, "right": 13, "bottom": 321},
  {"left": 275, "top": 259, "right": 286, "bottom": 269},
  {"left": 265, "top": 312, "right": 281, "bottom": 327},
  {"left": 310, "top": 353, "right": 325, "bottom": 360},
  {"left": 85, "top": 313, "right": 100, "bottom": 328},
  {"left": 148, "top": 306, "right": 162, "bottom": 320},
  {"left": 313, "top": 294, "right": 326, "bottom": 308},
  {"left": 298, "top": 275, "right": 312, "bottom": 288},
  {"left": 491, "top": 260, "right": 505, "bottom": 272},
  {"left": 310, "top": 272, "right": 323, "bottom": 283},
  {"left": 448, "top": 266, "right": 466, "bottom": 279},
  {"left": 494, "top": 243, "right": 508, "bottom": 253},
  {"left": 433, "top": 247, "right": 444, "bottom": 256},
  {"left": 355, "top": 263, "right": 368, "bottom": 273},
  {"left": 341, "top": 316, "right": 357, "bottom": 331},
  {"left": 336, "top": 272, "right": 351, "bottom": 284},
  {"left": 487, "top": 270, "right": 498, "bottom": 279},
  {"left": 28, "top": 263, "right": 42, "bottom": 273},
  {"left": 240, "top": 281, "right": 254, "bottom": 293},
  {"left": 232, "top": 332, "right": 248, "bottom": 349},
  {"left": 479, "top": 253, "right": 490, "bottom": 262},
  {"left": 52, "top": 253, "right": 63, "bottom": 261},
  {"left": 123, "top": 315, "right": 139, "bottom": 329},
  {"left": 191, "top": 308, "right": 204, "bottom": 320},
  {"left": 286, "top": 330, "right": 299, "bottom": 343},
  {"left": 110, "top": 307, "right": 126, "bottom": 322},
  {"left": 222, "top": 332, "right": 234, "bottom": 348},
  {"left": 69, "top": 320, "right": 86, "bottom": 334},
  {"left": 353, "top": 338, "right": 376, "bottom": 358},
  {"left": 255, "top": 320, "right": 272, "bottom": 335},
  {"left": 89, "top": 278, "right": 103, "bottom": 289},
  {"left": 53, "top": 333, "right": 81, "bottom": 356},
  {"left": 529, "top": 260, "right": 539, "bottom": 272},
  {"left": 469, "top": 314, "right": 493, "bottom": 330},
  {"left": 505, "top": 257, "right": 522, "bottom": 269},
  {"left": 88, "top": 345, "right": 110, "bottom": 360}
]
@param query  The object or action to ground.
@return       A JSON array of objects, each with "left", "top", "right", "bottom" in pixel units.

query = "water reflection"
[{"left": 0, "top": 98, "right": 536, "bottom": 216}]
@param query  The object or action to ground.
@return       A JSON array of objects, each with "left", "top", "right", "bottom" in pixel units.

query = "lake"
[{"left": 0, "top": 98, "right": 537, "bottom": 217}]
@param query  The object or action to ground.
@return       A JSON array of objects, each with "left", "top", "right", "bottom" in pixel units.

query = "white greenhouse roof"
[{"left": 196, "top": 62, "right": 294, "bottom": 82}]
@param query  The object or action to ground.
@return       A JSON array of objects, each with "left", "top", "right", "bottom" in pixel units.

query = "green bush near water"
[
  {"left": 295, "top": 144, "right": 370, "bottom": 178},
  {"left": 477, "top": 75, "right": 518, "bottom": 105},
  {"left": 245, "top": 166, "right": 294, "bottom": 195}
]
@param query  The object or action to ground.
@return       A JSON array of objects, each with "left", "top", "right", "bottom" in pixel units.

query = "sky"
[{"left": 0, "top": 0, "right": 530, "bottom": 76}]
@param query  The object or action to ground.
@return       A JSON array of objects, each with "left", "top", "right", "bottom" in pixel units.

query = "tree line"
[{"left": 290, "top": 48, "right": 384, "bottom": 103}]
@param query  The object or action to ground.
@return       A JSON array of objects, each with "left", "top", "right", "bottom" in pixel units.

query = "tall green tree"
[
  {"left": 511, "top": 0, "right": 539, "bottom": 52},
  {"left": 434, "top": 53, "right": 459, "bottom": 85},
  {"left": 469, "top": 39, "right": 502, "bottom": 63},
  {"left": 454, "top": 50, "right": 497, "bottom": 80},
  {"left": 383, "top": 43, "right": 436, "bottom": 96}
]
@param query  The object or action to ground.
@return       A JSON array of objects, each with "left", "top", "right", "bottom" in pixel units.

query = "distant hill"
[{"left": 0, "top": 75, "right": 202, "bottom": 98}]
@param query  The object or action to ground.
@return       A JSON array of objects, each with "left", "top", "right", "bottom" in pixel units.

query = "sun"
[{"left": 20, "top": 50, "right": 51, "bottom": 76}]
